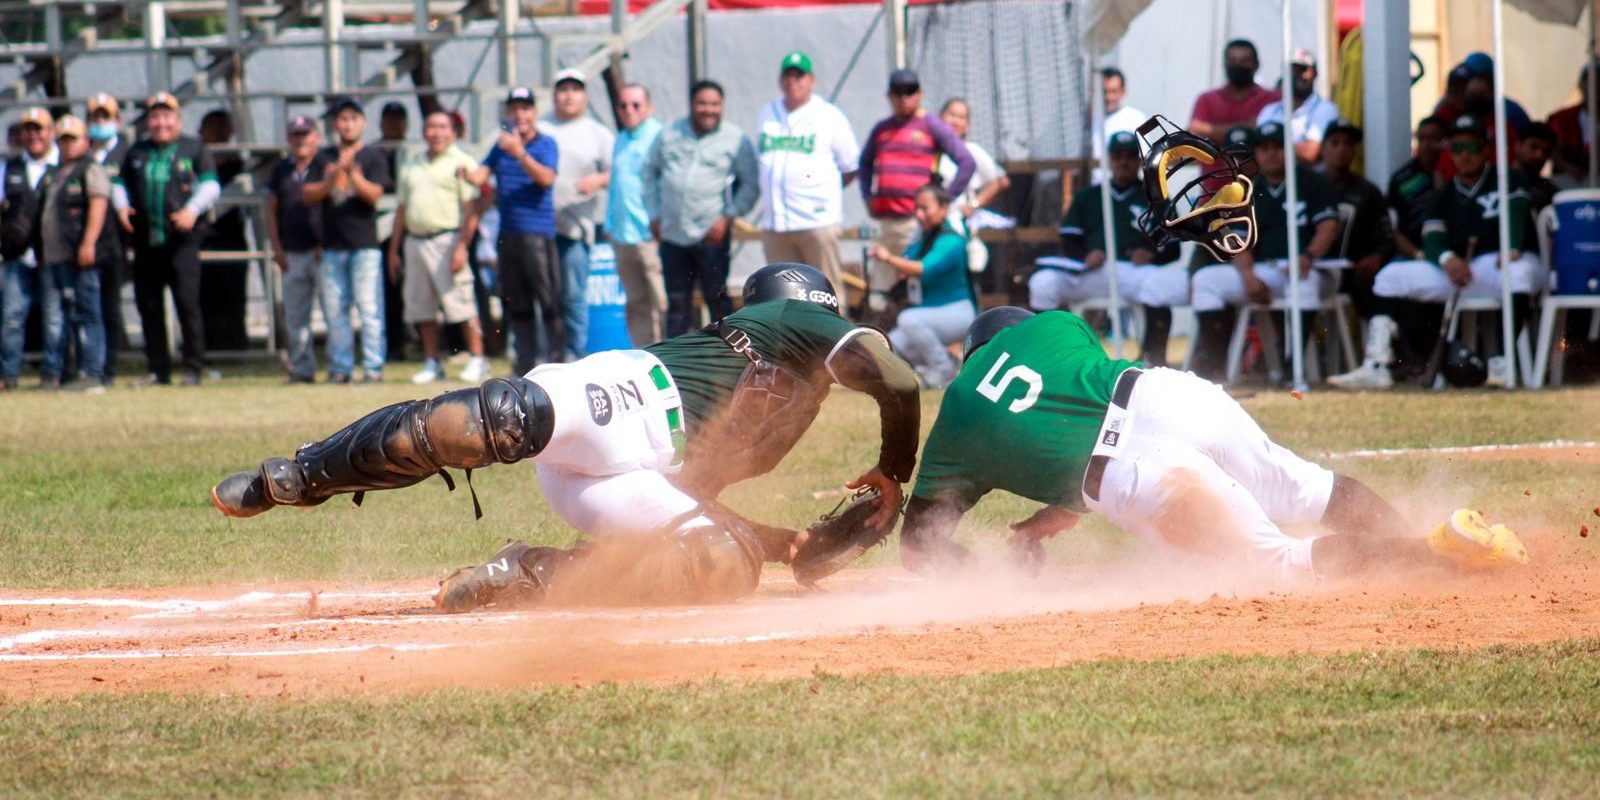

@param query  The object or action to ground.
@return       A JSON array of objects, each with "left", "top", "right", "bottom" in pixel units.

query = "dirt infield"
[{"left": 3, "top": 528, "right": 1594, "bottom": 699}]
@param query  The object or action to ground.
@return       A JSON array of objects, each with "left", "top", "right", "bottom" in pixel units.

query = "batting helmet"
[
  {"left": 963, "top": 306, "right": 1035, "bottom": 358},
  {"left": 1135, "top": 114, "right": 1258, "bottom": 262},
  {"left": 1441, "top": 341, "right": 1488, "bottom": 388},
  {"left": 742, "top": 263, "right": 840, "bottom": 313}
]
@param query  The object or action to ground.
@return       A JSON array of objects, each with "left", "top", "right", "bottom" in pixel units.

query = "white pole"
[
  {"left": 1283, "top": 0, "right": 1306, "bottom": 392},
  {"left": 1589, "top": 1, "right": 1598, "bottom": 187},
  {"left": 1095, "top": 51, "right": 1124, "bottom": 356},
  {"left": 1493, "top": 0, "right": 1516, "bottom": 389}
]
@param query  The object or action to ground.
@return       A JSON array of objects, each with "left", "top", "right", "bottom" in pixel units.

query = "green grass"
[{"left": 3, "top": 640, "right": 1598, "bottom": 798}]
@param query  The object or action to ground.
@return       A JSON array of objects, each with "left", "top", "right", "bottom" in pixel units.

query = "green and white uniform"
[
  {"left": 1190, "top": 165, "right": 1341, "bottom": 313},
  {"left": 906, "top": 311, "right": 1336, "bottom": 576},
  {"left": 1028, "top": 180, "right": 1187, "bottom": 311}
]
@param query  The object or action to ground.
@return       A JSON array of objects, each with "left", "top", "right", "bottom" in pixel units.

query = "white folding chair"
[{"left": 1220, "top": 261, "right": 1359, "bottom": 386}]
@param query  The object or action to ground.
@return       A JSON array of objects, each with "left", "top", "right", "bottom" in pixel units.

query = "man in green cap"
[{"left": 756, "top": 50, "right": 861, "bottom": 302}]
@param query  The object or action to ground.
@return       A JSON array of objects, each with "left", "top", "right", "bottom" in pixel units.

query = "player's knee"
[
  {"left": 1026, "top": 272, "right": 1058, "bottom": 310},
  {"left": 676, "top": 519, "right": 763, "bottom": 603}
]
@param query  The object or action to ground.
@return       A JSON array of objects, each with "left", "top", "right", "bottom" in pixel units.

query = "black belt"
[
  {"left": 1082, "top": 368, "right": 1143, "bottom": 503},
  {"left": 412, "top": 228, "right": 459, "bottom": 239}
]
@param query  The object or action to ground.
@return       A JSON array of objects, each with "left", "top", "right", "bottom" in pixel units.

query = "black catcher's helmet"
[
  {"left": 742, "top": 262, "right": 840, "bottom": 313},
  {"left": 1441, "top": 341, "right": 1488, "bottom": 388},
  {"left": 963, "top": 306, "right": 1035, "bottom": 358},
  {"left": 1135, "top": 114, "right": 1258, "bottom": 262}
]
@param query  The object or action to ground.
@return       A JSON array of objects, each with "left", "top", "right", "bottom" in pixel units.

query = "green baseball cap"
[{"left": 780, "top": 51, "right": 813, "bottom": 75}]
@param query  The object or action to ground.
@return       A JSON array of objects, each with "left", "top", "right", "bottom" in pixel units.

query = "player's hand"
[
  {"left": 169, "top": 208, "right": 198, "bottom": 233},
  {"left": 336, "top": 147, "right": 358, "bottom": 173},
  {"left": 1297, "top": 253, "right": 1314, "bottom": 278},
  {"left": 1353, "top": 254, "right": 1382, "bottom": 277},
  {"left": 1243, "top": 272, "right": 1271, "bottom": 304},
  {"left": 1443, "top": 255, "right": 1471, "bottom": 287},
  {"left": 704, "top": 215, "right": 731, "bottom": 246},
  {"left": 1505, "top": 250, "right": 1522, "bottom": 265},
  {"left": 1084, "top": 250, "right": 1107, "bottom": 270},
  {"left": 273, "top": 250, "right": 289, "bottom": 272},
  {"left": 845, "top": 467, "right": 902, "bottom": 531},
  {"left": 1129, "top": 247, "right": 1154, "bottom": 266}
]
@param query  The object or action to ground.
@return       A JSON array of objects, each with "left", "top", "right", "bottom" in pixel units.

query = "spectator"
[
  {"left": 542, "top": 68, "right": 613, "bottom": 360},
  {"left": 378, "top": 100, "right": 411, "bottom": 362},
  {"left": 1439, "top": 62, "right": 1531, "bottom": 180},
  {"left": 1223, "top": 124, "right": 1263, "bottom": 175},
  {"left": 266, "top": 115, "right": 325, "bottom": 384},
  {"left": 1319, "top": 120, "right": 1393, "bottom": 320},
  {"left": 757, "top": 51, "right": 860, "bottom": 299},
  {"left": 198, "top": 108, "right": 249, "bottom": 352},
  {"left": 1432, "top": 63, "right": 1473, "bottom": 121},
  {"left": 1387, "top": 116, "right": 1447, "bottom": 263},
  {"left": 112, "top": 93, "right": 220, "bottom": 387},
  {"left": 607, "top": 84, "right": 667, "bottom": 346},
  {"left": 1549, "top": 62, "right": 1596, "bottom": 182},
  {"left": 867, "top": 183, "right": 975, "bottom": 388},
  {"left": 1093, "top": 67, "right": 1147, "bottom": 179},
  {"left": 643, "top": 79, "right": 759, "bottom": 338},
  {"left": 0, "top": 107, "right": 59, "bottom": 390},
  {"left": 85, "top": 93, "right": 129, "bottom": 387},
  {"left": 1028, "top": 131, "right": 1183, "bottom": 366},
  {"left": 5, "top": 122, "right": 20, "bottom": 156},
  {"left": 1189, "top": 39, "right": 1280, "bottom": 144},
  {"left": 389, "top": 110, "right": 488, "bottom": 384},
  {"left": 476, "top": 86, "right": 560, "bottom": 376},
  {"left": 1256, "top": 48, "right": 1340, "bottom": 165},
  {"left": 1330, "top": 115, "right": 1540, "bottom": 391},
  {"left": 1189, "top": 120, "right": 1339, "bottom": 380},
  {"left": 38, "top": 115, "right": 110, "bottom": 393},
  {"left": 859, "top": 68, "right": 973, "bottom": 325},
  {"left": 1516, "top": 122, "right": 1558, "bottom": 213},
  {"left": 937, "top": 97, "right": 1010, "bottom": 273},
  {"left": 303, "top": 96, "right": 392, "bottom": 384}
]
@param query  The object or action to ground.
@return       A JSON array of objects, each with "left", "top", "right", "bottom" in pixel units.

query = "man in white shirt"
[
  {"left": 1093, "top": 68, "right": 1146, "bottom": 179},
  {"left": 541, "top": 68, "right": 614, "bottom": 359},
  {"left": 1256, "top": 48, "right": 1340, "bottom": 165},
  {"left": 756, "top": 51, "right": 860, "bottom": 298}
]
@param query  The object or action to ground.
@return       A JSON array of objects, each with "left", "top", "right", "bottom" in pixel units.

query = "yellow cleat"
[{"left": 1427, "top": 509, "right": 1531, "bottom": 569}]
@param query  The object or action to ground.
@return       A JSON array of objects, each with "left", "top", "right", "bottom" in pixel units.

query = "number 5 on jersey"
[{"left": 976, "top": 352, "right": 1042, "bottom": 413}]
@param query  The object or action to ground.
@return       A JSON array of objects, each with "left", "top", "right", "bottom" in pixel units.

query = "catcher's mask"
[{"left": 1135, "top": 114, "right": 1258, "bottom": 261}]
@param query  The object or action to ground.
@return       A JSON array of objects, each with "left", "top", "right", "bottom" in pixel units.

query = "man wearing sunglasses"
[
  {"left": 857, "top": 68, "right": 974, "bottom": 326},
  {"left": 1330, "top": 115, "right": 1541, "bottom": 390},
  {"left": 608, "top": 84, "right": 666, "bottom": 346}
]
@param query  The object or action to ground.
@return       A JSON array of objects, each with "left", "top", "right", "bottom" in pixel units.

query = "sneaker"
[
  {"left": 33, "top": 377, "right": 61, "bottom": 391},
  {"left": 359, "top": 370, "right": 383, "bottom": 384},
  {"left": 284, "top": 374, "right": 315, "bottom": 385},
  {"left": 458, "top": 356, "right": 491, "bottom": 383},
  {"left": 62, "top": 379, "right": 107, "bottom": 395},
  {"left": 133, "top": 373, "right": 171, "bottom": 388},
  {"left": 327, "top": 373, "right": 352, "bottom": 385},
  {"left": 1486, "top": 355, "right": 1509, "bottom": 388},
  {"left": 1327, "top": 361, "right": 1393, "bottom": 391},
  {"left": 1427, "top": 508, "right": 1531, "bottom": 569},
  {"left": 411, "top": 360, "right": 444, "bottom": 385},
  {"left": 179, "top": 371, "right": 202, "bottom": 387}
]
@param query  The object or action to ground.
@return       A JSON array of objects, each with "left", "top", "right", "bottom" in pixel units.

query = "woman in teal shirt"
[{"left": 868, "top": 183, "right": 977, "bottom": 387}]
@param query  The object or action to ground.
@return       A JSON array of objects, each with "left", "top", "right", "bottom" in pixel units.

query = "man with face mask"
[
  {"left": 1255, "top": 48, "right": 1340, "bottom": 165},
  {"left": 85, "top": 93, "right": 129, "bottom": 387},
  {"left": 1188, "top": 39, "right": 1280, "bottom": 144}
]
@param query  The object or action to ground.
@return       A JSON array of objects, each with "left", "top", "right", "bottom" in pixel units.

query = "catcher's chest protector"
[{"left": 675, "top": 325, "right": 829, "bottom": 498}]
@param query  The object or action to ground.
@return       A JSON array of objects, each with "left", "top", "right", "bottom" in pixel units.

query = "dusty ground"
[{"left": 3, "top": 527, "right": 1594, "bottom": 699}]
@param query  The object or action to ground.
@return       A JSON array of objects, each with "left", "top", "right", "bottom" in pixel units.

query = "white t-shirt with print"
[
  {"left": 755, "top": 95, "right": 860, "bottom": 232},
  {"left": 1256, "top": 92, "right": 1341, "bottom": 145}
]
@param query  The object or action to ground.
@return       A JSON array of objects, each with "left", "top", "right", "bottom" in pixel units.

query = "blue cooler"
[
  {"left": 585, "top": 243, "right": 633, "bottom": 352},
  {"left": 1551, "top": 189, "right": 1600, "bottom": 296}
]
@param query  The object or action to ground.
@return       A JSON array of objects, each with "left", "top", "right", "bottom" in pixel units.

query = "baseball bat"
[{"left": 1420, "top": 236, "right": 1478, "bottom": 388}]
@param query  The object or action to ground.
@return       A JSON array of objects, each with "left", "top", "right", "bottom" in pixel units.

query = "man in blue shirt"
[
  {"left": 607, "top": 84, "right": 666, "bottom": 346},
  {"left": 475, "top": 86, "right": 561, "bottom": 375}
]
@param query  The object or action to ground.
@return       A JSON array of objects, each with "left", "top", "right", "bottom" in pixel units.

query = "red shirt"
[{"left": 1190, "top": 84, "right": 1281, "bottom": 131}]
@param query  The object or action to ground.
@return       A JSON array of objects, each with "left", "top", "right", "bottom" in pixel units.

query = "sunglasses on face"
[{"left": 1450, "top": 140, "right": 1484, "bottom": 155}]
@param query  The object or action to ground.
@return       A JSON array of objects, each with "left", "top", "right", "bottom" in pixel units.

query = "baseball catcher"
[{"left": 210, "top": 262, "right": 918, "bottom": 611}]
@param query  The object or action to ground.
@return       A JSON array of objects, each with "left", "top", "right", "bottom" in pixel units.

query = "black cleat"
[{"left": 435, "top": 541, "right": 567, "bottom": 613}]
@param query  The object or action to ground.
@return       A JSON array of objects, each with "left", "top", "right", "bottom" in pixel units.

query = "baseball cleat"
[
  {"left": 211, "top": 470, "right": 274, "bottom": 518},
  {"left": 435, "top": 540, "right": 558, "bottom": 613},
  {"left": 1427, "top": 508, "right": 1530, "bottom": 569},
  {"left": 1327, "top": 362, "right": 1393, "bottom": 391}
]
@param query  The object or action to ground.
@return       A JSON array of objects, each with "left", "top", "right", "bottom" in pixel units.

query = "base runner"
[
  {"left": 899, "top": 307, "right": 1528, "bottom": 578},
  {"left": 210, "top": 263, "right": 920, "bottom": 611}
]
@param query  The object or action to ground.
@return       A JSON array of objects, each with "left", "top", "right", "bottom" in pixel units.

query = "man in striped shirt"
[{"left": 858, "top": 68, "right": 974, "bottom": 323}]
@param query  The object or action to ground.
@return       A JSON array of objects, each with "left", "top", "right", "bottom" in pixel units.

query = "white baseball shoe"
[
  {"left": 1327, "top": 361, "right": 1393, "bottom": 390},
  {"left": 411, "top": 359, "right": 444, "bottom": 385},
  {"left": 458, "top": 356, "right": 491, "bottom": 383}
]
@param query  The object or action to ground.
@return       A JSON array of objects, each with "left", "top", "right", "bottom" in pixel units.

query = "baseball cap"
[
  {"left": 505, "top": 85, "right": 536, "bottom": 105},
  {"left": 1450, "top": 114, "right": 1487, "bottom": 140},
  {"left": 1107, "top": 130, "right": 1139, "bottom": 153},
  {"left": 326, "top": 95, "right": 363, "bottom": 117},
  {"left": 779, "top": 51, "right": 813, "bottom": 75},
  {"left": 552, "top": 68, "right": 586, "bottom": 88},
  {"left": 55, "top": 115, "right": 84, "bottom": 139},
  {"left": 1289, "top": 47, "right": 1316, "bottom": 68},
  {"left": 1255, "top": 119, "right": 1286, "bottom": 144},
  {"left": 888, "top": 68, "right": 920, "bottom": 91},
  {"left": 287, "top": 114, "right": 316, "bottom": 134},
  {"left": 1323, "top": 118, "right": 1362, "bottom": 142},
  {"left": 18, "top": 106, "right": 52, "bottom": 127},
  {"left": 1448, "top": 63, "right": 1474, "bottom": 85},
  {"left": 1225, "top": 124, "right": 1259, "bottom": 149},
  {"left": 1463, "top": 51, "right": 1493, "bottom": 77},
  {"left": 380, "top": 101, "right": 407, "bottom": 118},
  {"left": 86, "top": 92, "right": 120, "bottom": 115},
  {"left": 146, "top": 91, "right": 180, "bottom": 112}
]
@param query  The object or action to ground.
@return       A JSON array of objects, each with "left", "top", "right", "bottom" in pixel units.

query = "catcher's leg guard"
[
  {"left": 435, "top": 540, "right": 574, "bottom": 613},
  {"left": 211, "top": 377, "right": 555, "bottom": 518},
  {"left": 545, "top": 506, "right": 765, "bottom": 607}
]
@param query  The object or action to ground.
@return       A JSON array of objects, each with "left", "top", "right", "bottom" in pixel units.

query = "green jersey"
[
  {"left": 1058, "top": 180, "right": 1179, "bottom": 264},
  {"left": 1252, "top": 165, "right": 1338, "bottom": 261},
  {"left": 1421, "top": 169, "right": 1529, "bottom": 264},
  {"left": 912, "top": 311, "right": 1138, "bottom": 513}
]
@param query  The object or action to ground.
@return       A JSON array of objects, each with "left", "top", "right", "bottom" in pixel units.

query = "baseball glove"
[{"left": 791, "top": 488, "right": 901, "bottom": 588}]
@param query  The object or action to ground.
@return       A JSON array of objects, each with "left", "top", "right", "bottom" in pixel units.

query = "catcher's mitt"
[{"left": 791, "top": 488, "right": 901, "bottom": 588}]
